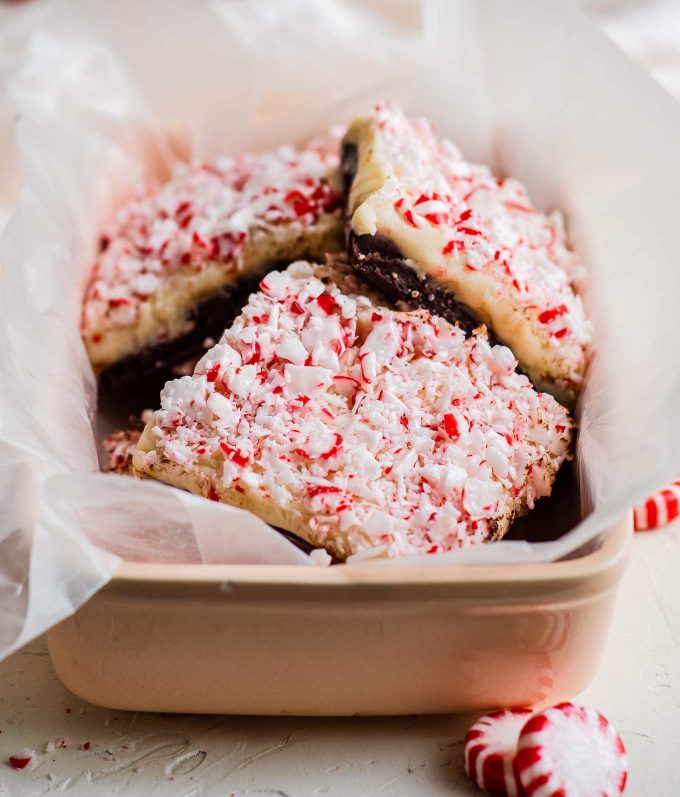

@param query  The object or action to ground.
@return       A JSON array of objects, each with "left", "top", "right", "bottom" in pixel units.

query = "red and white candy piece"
[
  {"left": 7, "top": 747, "right": 35, "bottom": 770},
  {"left": 515, "top": 702, "right": 627, "bottom": 796},
  {"left": 464, "top": 708, "right": 533, "bottom": 796},
  {"left": 634, "top": 480, "right": 680, "bottom": 531}
]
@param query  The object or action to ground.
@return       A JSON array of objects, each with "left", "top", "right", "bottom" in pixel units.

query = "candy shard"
[{"left": 8, "top": 748, "right": 35, "bottom": 771}]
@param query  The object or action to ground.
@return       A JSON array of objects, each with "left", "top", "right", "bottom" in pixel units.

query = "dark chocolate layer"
[
  {"left": 349, "top": 231, "right": 483, "bottom": 337},
  {"left": 98, "top": 264, "right": 283, "bottom": 402},
  {"left": 341, "top": 140, "right": 484, "bottom": 337},
  {"left": 340, "top": 142, "right": 358, "bottom": 198}
]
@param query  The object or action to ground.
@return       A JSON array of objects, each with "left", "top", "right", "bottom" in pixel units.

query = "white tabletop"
[
  {"left": 0, "top": 524, "right": 678, "bottom": 796},
  {"left": 2, "top": 2, "right": 680, "bottom": 795}
]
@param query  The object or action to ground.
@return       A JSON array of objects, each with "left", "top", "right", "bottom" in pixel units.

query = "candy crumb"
[
  {"left": 45, "top": 736, "right": 69, "bottom": 752},
  {"left": 8, "top": 748, "right": 35, "bottom": 770}
]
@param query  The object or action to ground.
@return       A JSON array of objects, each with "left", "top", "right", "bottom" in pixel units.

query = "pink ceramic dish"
[{"left": 47, "top": 514, "right": 630, "bottom": 716}]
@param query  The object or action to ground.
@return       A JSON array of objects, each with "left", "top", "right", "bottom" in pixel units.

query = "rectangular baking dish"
[{"left": 46, "top": 514, "right": 631, "bottom": 716}]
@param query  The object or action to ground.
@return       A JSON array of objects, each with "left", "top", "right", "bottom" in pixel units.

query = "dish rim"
[{"left": 101, "top": 513, "right": 632, "bottom": 595}]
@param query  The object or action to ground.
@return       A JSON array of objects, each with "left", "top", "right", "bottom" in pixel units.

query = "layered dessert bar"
[
  {"left": 342, "top": 103, "right": 592, "bottom": 404},
  {"left": 132, "top": 261, "right": 572, "bottom": 560},
  {"left": 82, "top": 142, "right": 343, "bottom": 388}
]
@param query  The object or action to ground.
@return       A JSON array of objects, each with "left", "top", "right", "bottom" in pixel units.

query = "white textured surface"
[{"left": 0, "top": 527, "right": 679, "bottom": 795}]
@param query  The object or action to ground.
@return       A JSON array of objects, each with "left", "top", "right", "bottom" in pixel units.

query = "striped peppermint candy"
[
  {"left": 464, "top": 708, "right": 533, "bottom": 796},
  {"left": 634, "top": 480, "right": 680, "bottom": 531},
  {"left": 515, "top": 703, "right": 627, "bottom": 796}
]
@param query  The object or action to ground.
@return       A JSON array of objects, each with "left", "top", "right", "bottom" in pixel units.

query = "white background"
[{"left": 1, "top": 1, "right": 680, "bottom": 795}]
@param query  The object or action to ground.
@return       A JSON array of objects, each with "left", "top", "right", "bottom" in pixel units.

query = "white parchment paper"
[{"left": 1, "top": 0, "right": 680, "bottom": 660}]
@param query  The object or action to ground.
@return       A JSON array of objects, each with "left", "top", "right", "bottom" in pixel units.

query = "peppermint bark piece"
[
  {"left": 82, "top": 142, "right": 343, "bottom": 388},
  {"left": 343, "top": 103, "right": 592, "bottom": 404},
  {"left": 132, "top": 261, "right": 572, "bottom": 561}
]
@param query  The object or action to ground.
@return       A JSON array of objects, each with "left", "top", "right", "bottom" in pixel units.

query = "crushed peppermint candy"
[
  {"left": 135, "top": 262, "right": 572, "bottom": 560},
  {"left": 8, "top": 748, "right": 35, "bottom": 770},
  {"left": 82, "top": 141, "right": 341, "bottom": 348},
  {"left": 45, "top": 737, "right": 69, "bottom": 753},
  {"left": 349, "top": 103, "right": 592, "bottom": 396},
  {"left": 102, "top": 412, "right": 153, "bottom": 474}
]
